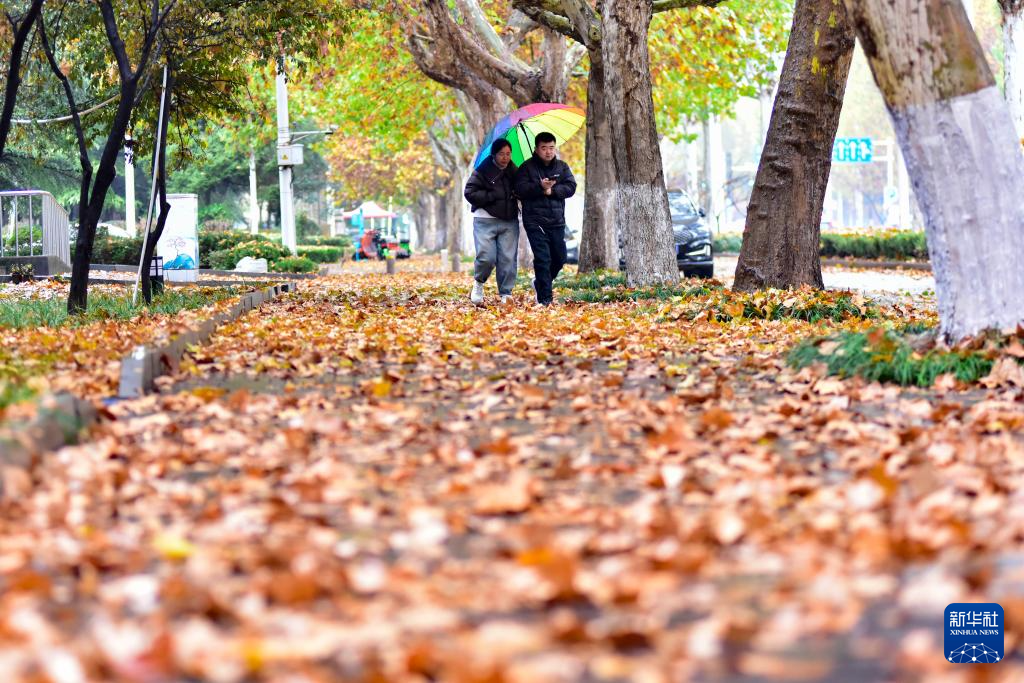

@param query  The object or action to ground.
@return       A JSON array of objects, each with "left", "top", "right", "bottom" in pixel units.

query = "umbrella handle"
[{"left": 519, "top": 122, "right": 534, "bottom": 156}]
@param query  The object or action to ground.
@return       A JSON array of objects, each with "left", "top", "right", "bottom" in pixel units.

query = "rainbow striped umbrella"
[{"left": 473, "top": 103, "right": 586, "bottom": 168}]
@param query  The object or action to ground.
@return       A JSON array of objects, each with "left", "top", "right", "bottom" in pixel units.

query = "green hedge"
[
  {"left": 272, "top": 256, "right": 318, "bottom": 273},
  {"left": 199, "top": 230, "right": 269, "bottom": 267},
  {"left": 92, "top": 232, "right": 143, "bottom": 265},
  {"left": 208, "top": 240, "right": 292, "bottom": 270},
  {"left": 712, "top": 230, "right": 929, "bottom": 261},
  {"left": 297, "top": 246, "right": 343, "bottom": 263},
  {"left": 3, "top": 226, "right": 43, "bottom": 251},
  {"left": 713, "top": 234, "right": 743, "bottom": 253},
  {"left": 300, "top": 235, "right": 352, "bottom": 248},
  {"left": 820, "top": 231, "right": 928, "bottom": 261}
]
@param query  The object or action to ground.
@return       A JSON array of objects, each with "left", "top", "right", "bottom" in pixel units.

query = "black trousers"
[{"left": 524, "top": 223, "right": 566, "bottom": 304}]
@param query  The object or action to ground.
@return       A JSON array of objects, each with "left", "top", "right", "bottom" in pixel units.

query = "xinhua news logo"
[{"left": 945, "top": 603, "right": 1004, "bottom": 664}]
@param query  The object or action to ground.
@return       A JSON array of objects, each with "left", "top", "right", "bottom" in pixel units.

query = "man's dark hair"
[
  {"left": 535, "top": 132, "right": 556, "bottom": 147},
  {"left": 490, "top": 138, "right": 512, "bottom": 156}
]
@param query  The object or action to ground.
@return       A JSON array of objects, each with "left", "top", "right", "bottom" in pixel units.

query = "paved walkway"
[{"left": 0, "top": 271, "right": 1019, "bottom": 682}]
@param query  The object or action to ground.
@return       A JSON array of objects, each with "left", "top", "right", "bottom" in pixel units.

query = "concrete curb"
[
  {"left": 117, "top": 281, "right": 296, "bottom": 399},
  {"left": 81, "top": 278, "right": 283, "bottom": 288},
  {"left": 0, "top": 393, "right": 98, "bottom": 499},
  {"left": 90, "top": 264, "right": 318, "bottom": 280}
]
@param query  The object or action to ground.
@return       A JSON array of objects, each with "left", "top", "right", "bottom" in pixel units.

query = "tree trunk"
[
  {"left": 844, "top": 0, "right": 1024, "bottom": 341},
  {"left": 578, "top": 52, "right": 620, "bottom": 272},
  {"left": 69, "top": 83, "right": 139, "bottom": 314},
  {"left": 733, "top": 0, "right": 855, "bottom": 291},
  {"left": 600, "top": 0, "right": 677, "bottom": 286},
  {"left": 0, "top": 0, "right": 45, "bottom": 161},
  {"left": 1002, "top": 0, "right": 1024, "bottom": 139}
]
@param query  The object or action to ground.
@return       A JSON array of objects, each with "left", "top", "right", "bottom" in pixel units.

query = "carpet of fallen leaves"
[
  {"left": 2, "top": 267, "right": 1024, "bottom": 682},
  {"left": 0, "top": 281, "right": 252, "bottom": 414}
]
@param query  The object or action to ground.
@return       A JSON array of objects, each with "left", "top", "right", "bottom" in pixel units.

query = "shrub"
[
  {"left": 208, "top": 239, "right": 291, "bottom": 270},
  {"left": 300, "top": 235, "right": 352, "bottom": 248},
  {"left": 296, "top": 214, "right": 322, "bottom": 240},
  {"left": 272, "top": 256, "right": 318, "bottom": 273},
  {"left": 820, "top": 230, "right": 928, "bottom": 261},
  {"left": 199, "top": 229, "right": 264, "bottom": 255},
  {"left": 92, "top": 232, "right": 143, "bottom": 265},
  {"left": 201, "top": 219, "right": 234, "bottom": 233},
  {"left": 297, "top": 246, "right": 343, "bottom": 263},
  {"left": 3, "top": 225, "right": 43, "bottom": 251},
  {"left": 199, "top": 202, "right": 236, "bottom": 224},
  {"left": 714, "top": 233, "right": 743, "bottom": 254}
]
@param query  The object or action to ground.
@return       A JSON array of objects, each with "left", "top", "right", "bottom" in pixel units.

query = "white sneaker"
[
  {"left": 500, "top": 295, "right": 512, "bottom": 305},
  {"left": 471, "top": 281, "right": 485, "bottom": 304}
]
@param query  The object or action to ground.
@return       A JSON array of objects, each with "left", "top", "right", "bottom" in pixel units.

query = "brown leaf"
[{"left": 474, "top": 472, "right": 537, "bottom": 515}]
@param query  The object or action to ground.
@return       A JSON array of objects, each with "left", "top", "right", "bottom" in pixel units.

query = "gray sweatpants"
[{"left": 473, "top": 217, "right": 520, "bottom": 295}]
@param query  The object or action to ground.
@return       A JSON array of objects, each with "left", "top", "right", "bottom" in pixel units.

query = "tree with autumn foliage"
[
  {"left": 515, "top": 0, "right": 785, "bottom": 283},
  {"left": 0, "top": 0, "right": 44, "bottom": 162},
  {"left": 732, "top": 0, "right": 855, "bottom": 291},
  {"left": 29, "top": 0, "right": 350, "bottom": 311},
  {"left": 392, "top": 1, "right": 586, "bottom": 256}
]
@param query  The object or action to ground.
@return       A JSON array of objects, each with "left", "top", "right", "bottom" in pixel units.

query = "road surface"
[{"left": 714, "top": 255, "right": 935, "bottom": 297}]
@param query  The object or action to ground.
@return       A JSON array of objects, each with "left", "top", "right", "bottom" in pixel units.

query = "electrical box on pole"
[{"left": 277, "top": 144, "right": 304, "bottom": 166}]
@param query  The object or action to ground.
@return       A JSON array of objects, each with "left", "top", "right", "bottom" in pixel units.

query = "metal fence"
[{"left": 0, "top": 190, "right": 71, "bottom": 268}]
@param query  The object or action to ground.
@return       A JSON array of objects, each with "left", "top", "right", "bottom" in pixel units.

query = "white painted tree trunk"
[
  {"left": 708, "top": 116, "right": 726, "bottom": 230},
  {"left": 685, "top": 130, "right": 700, "bottom": 201},
  {"left": 601, "top": 0, "right": 678, "bottom": 287},
  {"left": 844, "top": 0, "right": 1024, "bottom": 341},
  {"left": 700, "top": 117, "right": 726, "bottom": 229},
  {"left": 1004, "top": 5, "right": 1024, "bottom": 140},
  {"left": 249, "top": 149, "right": 259, "bottom": 234}
]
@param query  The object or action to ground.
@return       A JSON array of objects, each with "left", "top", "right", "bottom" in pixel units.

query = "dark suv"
[
  {"left": 617, "top": 189, "right": 714, "bottom": 278},
  {"left": 668, "top": 189, "right": 713, "bottom": 278}
]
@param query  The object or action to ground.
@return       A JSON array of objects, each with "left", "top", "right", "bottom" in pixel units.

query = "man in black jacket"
[
  {"left": 514, "top": 132, "right": 577, "bottom": 305},
  {"left": 464, "top": 139, "right": 520, "bottom": 305}
]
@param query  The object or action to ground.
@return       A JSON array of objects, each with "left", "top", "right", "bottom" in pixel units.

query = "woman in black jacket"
[{"left": 464, "top": 139, "right": 519, "bottom": 305}]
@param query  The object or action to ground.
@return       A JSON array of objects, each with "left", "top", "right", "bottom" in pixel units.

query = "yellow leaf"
[
  {"left": 371, "top": 378, "right": 392, "bottom": 398},
  {"left": 153, "top": 533, "right": 195, "bottom": 561}
]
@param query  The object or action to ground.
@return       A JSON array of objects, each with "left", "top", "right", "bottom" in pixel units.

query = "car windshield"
[{"left": 668, "top": 192, "right": 700, "bottom": 220}]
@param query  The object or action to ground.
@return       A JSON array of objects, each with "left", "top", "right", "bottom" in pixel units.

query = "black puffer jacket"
[
  {"left": 514, "top": 155, "right": 577, "bottom": 227},
  {"left": 464, "top": 157, "right": 519, "bottom": 221}
]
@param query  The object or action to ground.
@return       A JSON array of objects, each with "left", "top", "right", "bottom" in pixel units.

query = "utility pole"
[
  {"left": 275, "top": 41, "right": 337, "bottom": 253},
  {"left": 276, "top": 53, "right": 297, "bottom": 254},
  {"left": 124, "top": 133, "right": 136, "bottom": 237}
]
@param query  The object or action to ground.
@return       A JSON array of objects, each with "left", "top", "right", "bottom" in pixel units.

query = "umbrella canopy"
[{"left": 474, "top": 103, "right": 585, "bottom": 169}]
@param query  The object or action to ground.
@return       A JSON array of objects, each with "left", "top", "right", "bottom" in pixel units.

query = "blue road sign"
[{"left": 833, "top": 137, "right": 873, "bottom": 164}]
